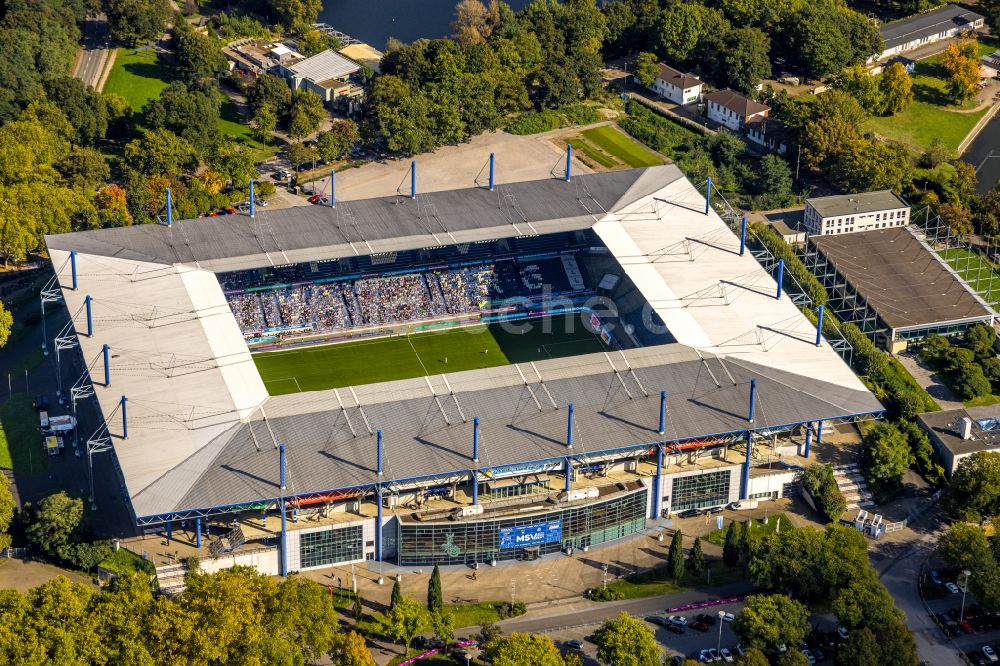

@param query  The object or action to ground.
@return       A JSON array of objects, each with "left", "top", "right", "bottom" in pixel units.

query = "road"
[
  {"left": 73, "top": 14, "right": 111, "bottom": 90},
  {"left": 875, "top": 506, "right": 964, "bottom": 666}
]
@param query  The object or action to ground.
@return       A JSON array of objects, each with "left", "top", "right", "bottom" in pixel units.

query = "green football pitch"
[
  {"left": 253, "top": 313, "right": 609, "bottom": 395},
  {"left": 939, "top": 247, "right": 1000, "bottom": 306}
]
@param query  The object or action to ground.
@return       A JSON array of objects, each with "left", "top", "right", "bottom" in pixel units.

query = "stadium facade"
[{"left": 44, "top": 164, "right": 882, "bottom": 575}]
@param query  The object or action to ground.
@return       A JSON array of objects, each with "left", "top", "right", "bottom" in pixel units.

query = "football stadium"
[{"left": 43, "top": 162, "right": 883, "bottom": 576}]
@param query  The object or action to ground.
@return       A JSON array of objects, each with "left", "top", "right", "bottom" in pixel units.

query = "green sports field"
[
  {"left": 253, "top": 313, "right": 609, "bottom": 395},
  {"left": 939, "top": 247, "right": 1000, "bottom": 306}
]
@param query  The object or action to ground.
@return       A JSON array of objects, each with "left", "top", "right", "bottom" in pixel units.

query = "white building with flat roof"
[{"left": 804, "top": 191, "right": 910, "bottom": 236}]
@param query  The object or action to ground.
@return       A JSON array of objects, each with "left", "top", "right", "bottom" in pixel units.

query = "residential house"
[
  {"left": 646, "top": 63, "right": 703, "bottom": 105},
  {"left": 703, "top": 89, "right": 769, "bottom": 132},
  {"left": 744, "top": 117, "right": 790, "bottom": 156},
  {"left": 874, "top": 4, "right": 984, "bottom": 62}
]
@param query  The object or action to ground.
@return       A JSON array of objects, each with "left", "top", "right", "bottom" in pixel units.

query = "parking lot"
[
  {"left": 541, "top": 598, "right": 852, "bottom": 665},
  {"left": 923, "top": 570, "right": 1000, "bottom": 664}
]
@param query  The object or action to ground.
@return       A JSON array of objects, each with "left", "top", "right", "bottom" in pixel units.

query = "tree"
[
  {"left": 427, "top": 564, "right": 443, "bottom": 613},
  {"left": 756, "top": 154, "right": 793, "bottom": 203},
  {"left": 949, "top": 451, "right": 1000, "bottom": 521},
  {"left": 832, "top": 578, "right": 906, "bottom": 630},
  {"left": 431, "top": 610, "right": 454, "bottom": 644},
  {"left": 861, "top": 421, "right": 915, "bottom": 491},
  {"left": 941, "top": 40, "right": 980, "bottom": 103},
  {"left": 269, "top": 0, "right": 322, "bottom": 30},
  {"left": 777, "top": 651, "right": 810, "bottom": 666},
  {"left": 966, "top": 324, "right": 996, "bottom": 360},
  {"left": 723, "top": 522, "right": 740, "bottom": 568},
  {"left": 595, "top": 612, "right": 661, "bottom": 666},
  {"left": 107, "top": 0, "right": 172, "bottom": 47},
  {"left": 247, "top": 75, "right": 292, "bottom": 118},
  {"left": 734, "top": 520, "right": 752, "bottom": 567},
  {"left": 316, "top": 120, "right": 359, "bottom": 162},
  {"left": 939, "top": 202, "right": 974, "bottom": 236},
  {"left": 838, "top": 622, "right": 918, "bottom": 666},
  {"left": 0, "top": 480, "right": 13, "bottom": 550},
  {"left": 288, "top": 90, "right": 326, "bottom": 140},
  {"left": 477, "top": 620, "right": 502, "bottom": 647},
  {"left": 688, "top": 537, "right": 704, "bottom": 576},
  {"left": 300, "top": 29, "right": 331, "bottom": 57},
  {"left": 830, "top": 138, "right": 911, "bottom": 193},
  {"left": 656, "top": 3, "right": 705, "bottom": 61},
  {"left": 634, "top": 52, "right": 658, "bottom": 88},
  {"left": 720, "top": 27, "right": 771, "bottom": 94},
  {"left": 252, "top": 104, "right": 278, "bottom": 144},
  {"left": 44, "top": 76, "right": 107, "bottom": 145},
  {"left": 879, "top": 62, "right": 913, "bottom": 115},
  {"left": 352, "top": 593, "right": 363, "bottom": 620},
  {"left": 485, "top": 633, "right": 567, "bottom": 666},
  {"left": 331, "top": 631, "right": 374, "bottom": 666},
  {"left": 939, "top": 524, "right": 994, "bottom": 574},
  {"left": 953, "top": 359, "right": 992, "bottom": 401},
  {"left": 738, "top": 648, "right": 771, "bottom": 666},
  {"left": 210, "top": 140, "right": 257, "bottom": 189},
  {"left": 668, "top": 530, "right": 685, "bottom": 580},
  {"left": 25, "top": 492, "right": 84, "bottom": 562},
  {"left": 370, "top": 75, "right": 435, "bottom": 155},
  {"left": 733, "top": 594, "right": 810, "bottom": 651},
  {"left": 142, "top": 82, "right": 221, "bottom": 153},
  {"left": 389, "top": 579, "right": 403, "bottom": 609},
  {"left": 983, "top": 0, "right": 1000, "bottom": 34},
  {"left": 834, "top": 66, "right": 885, "bottom": 115},
  {"left": 123, "top": 128, "right": 198, "bottom": 177},
  {"left": 0, "top": 304, "right": 11, "bottom": 349},
  {"left": 174, "top": 26, "right": 227, "bottom": 81},
  {"left": 801, "top": 463, "right": 847, "bottom": 522},
  {"left": 57, "top": 146, "right": 110, "bottom": 191}
]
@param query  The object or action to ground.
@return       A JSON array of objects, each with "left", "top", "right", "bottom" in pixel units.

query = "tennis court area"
[{"left": 254, "top": 313, "right": 609, "bottom": 395}]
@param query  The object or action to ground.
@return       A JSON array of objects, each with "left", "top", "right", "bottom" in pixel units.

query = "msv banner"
[{"left": 499, "top": 520, "right": 563, "bottom": 549}]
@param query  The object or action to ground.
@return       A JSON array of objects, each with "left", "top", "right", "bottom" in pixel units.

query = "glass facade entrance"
[
  {"left": 670, "top": 470, "right": 732, "bottom": 512},
  {"left": 397, "top": 488, "right": 648, "bottom": 566},
  {"left": 299, "top": 524, "right": 364, "bottom": 569}
]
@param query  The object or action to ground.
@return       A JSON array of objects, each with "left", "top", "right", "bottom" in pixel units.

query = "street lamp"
[
  {"left": 716, "top": 610, "right": 725, "bottom": 656},
  {"left": 960, "top": 569, "right": 972, "bottom": 623}
]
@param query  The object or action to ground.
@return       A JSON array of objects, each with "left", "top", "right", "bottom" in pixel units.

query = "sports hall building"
[{"left": 44, "top": 164, "right": 881, "bottom": 575}]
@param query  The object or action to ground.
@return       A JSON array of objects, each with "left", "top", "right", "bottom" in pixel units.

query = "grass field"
[
  {"left": 939, "top": 247, "right": 1000, "bottom": 306},
  {"left": 254, "top": 313, "right": 609, "bottom": 395},
  {"left": 103, "top": 48, "right": 177, "bottom": 111},
  {"left": 704, "top": 513, "right": 793, "bottom": 546},
  {"left": 568, "top": 125, "right": 664, "bottom": 171},
  {"left": 218, "top": 96, "right": 280, "bottom": 160},
  {"left": 866, "top": 54, "right": 989, "bottom": 152},
  {"left": 0, "top": 394, "right": 47, "bottom": 474}
]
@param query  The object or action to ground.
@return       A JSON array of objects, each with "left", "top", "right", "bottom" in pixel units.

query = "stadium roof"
[
  {"left": 811, "top": 227, "right": 994, "bottom": 332},
  {"left": 806, "top": 190, "right": 909, "bottom": 218},
  {"left": 880, "top": 4, "right": 984, "bottom": 51},
  {"left": 286, "top": 48, "right": 361, "bottom": 82},
  {"left": 46, "top": 169, "right": 653, "bottom": 273},
  {"left": 45, "top": 165, "right": 882, "bottom": 522}
]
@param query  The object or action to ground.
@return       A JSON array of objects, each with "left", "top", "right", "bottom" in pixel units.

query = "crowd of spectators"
[{"left": 224, "top": 260, "right": 579, "bottom": 337}]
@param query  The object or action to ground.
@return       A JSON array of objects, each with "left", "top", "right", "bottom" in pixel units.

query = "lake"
[{"left": 318, "top": 0, "right": 532, "bottom": 50}]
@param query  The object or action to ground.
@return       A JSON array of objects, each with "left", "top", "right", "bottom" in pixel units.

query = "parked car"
[
  {"left": 930, "top": 570, "right": 942, "bottom": 585},
  {"left": 802, "top": 649, "right": 816, "bottom": 665},
  {"left": 707, "top": 506, "right": 724, "bottom": 515},
  {"left": 698, "top": 649, "right": 717, "bottom": 663},
  {"left": 948, "top": 608, "right": 962, "bottom": 622},
  {"left": 707, "top": 649, "right": 721, "bottom": 662},
  {"left": 837, "top": 627, "right": 849, "bottom": 641},
  {"left": 961, "top": 621, "right": 975, "bottom": 634},
  {"left": 668, "top": 615, "right": 689, "bottom": 626},
  {"left": 690, "top": 621, "right": 711, "bottom": 632},
  {"left": 666, "top": 623, "right": 686, "bottom": 635},
  {"left": 695, "top": 614, "right": 717, "bottom": 626},
  {"left": 776, "top": 644, "right": 788, "bottom": 654},
  {"left": 947, "top": 582, "right": 961, "bottom": 594},
  {"left": 983, "top": 645, "right": 998, "bottom": 663},
  {"left": 564, "top": 640, "right": 583, "bottom": 650},
  {"left": 720, "top": 612, "right": 735, "bottom": 622},
  {"left": 719, "top": 647, "right": 734, "bottom": 663},
  {"left": 678, "top": 509, "right": 702, "bottom": 518},
  {"left": 812, "top": 647, "right": 825, "bottom": 662},
  {"left": 646, "top": 615, "right": 669, "bottom": 626}
]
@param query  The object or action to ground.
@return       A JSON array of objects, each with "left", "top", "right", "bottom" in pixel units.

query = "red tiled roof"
[
  {"left": 703, "top": 89, "right": 769, "bottom": 117},
  {"left": 654, "top": 63, "right": 703, "bottom": 90}
]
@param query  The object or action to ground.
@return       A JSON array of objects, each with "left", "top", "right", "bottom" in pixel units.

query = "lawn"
[
  {"left": 601, "top": 559, "right": 742, "bottom": 600},
  {"left": 253, "top": 313, "right": 608, "bottom": 395},
  {"left": 581, "top": 126, "right": 664, "bottom": 167},
  {"left": 866, "top": 56, "right": 988, "bottom": 152},
  {"left": 704, "top": 513, "right": 794, "bottom": 546},
  {"left": 218, "top": 96, "right": 280, "bottom": 160},
  {"left": 0, "top": 393, "right": 47, "bottom": 474},
  {"left": 103, "top": 48, "right": 177, "bottom": 111},
  {"left": 99, "top": 547, "right": 155, "bottom": 577},
  {"left": 938, "top": 247, "right": 1000, "bottom": 307},
  {"left": 444, "top": 601, "right": 505, "bottom": 628},
  {"left": 964, "top": 394, "right": 1000, "bottom": 407}
]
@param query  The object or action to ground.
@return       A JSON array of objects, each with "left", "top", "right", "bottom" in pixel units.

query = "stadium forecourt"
[{"left": 44, "top": 164, "right": 882, "bottom": 576}]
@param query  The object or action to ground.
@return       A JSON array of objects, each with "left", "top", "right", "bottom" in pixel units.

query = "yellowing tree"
[
  {"left": 95, "top": 185, "right": 133, "bottom": 228},
  {"left": 942, "top": 40, "right": 981, "bottom": 103}
]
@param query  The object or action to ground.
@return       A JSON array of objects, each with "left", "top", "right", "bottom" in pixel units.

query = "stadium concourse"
[{"left": 43, "top": 164, "right": 882, "bottom": 577}]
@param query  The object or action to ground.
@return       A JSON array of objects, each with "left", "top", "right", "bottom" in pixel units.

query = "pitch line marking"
[{"left": 407, "top": 335, "right": 431, "bottom": 376}]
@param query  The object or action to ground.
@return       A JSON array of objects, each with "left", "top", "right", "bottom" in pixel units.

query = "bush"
[
  {"left": 617, "top": 99, "right": 699, "bottom": 155},
  {"left": 801, "top": 463, "right": 847, "bottom": 522},
  {"left": 561, "top": 103, "right": 600, "bottom": 125},
  {"left": 505, "top": 104, "right": 600, "bottom": 135},
  {"left": 587, "top": 586, "right": 622, "bottom": 601},
  {"left": 497, "top": 601, "right": 527, "bottom": 618}
]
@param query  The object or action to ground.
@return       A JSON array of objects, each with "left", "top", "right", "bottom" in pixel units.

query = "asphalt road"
[{"left": 74, "top": 14, "right": 110, "bottom": 90}]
